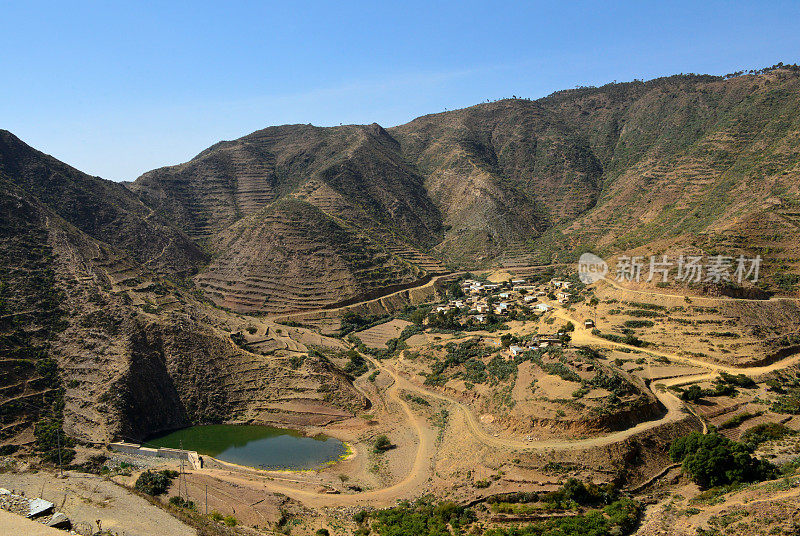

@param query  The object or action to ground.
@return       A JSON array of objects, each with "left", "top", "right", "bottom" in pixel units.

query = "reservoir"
[{"left": 147, "top": 424, "right": 347, "bottom": 470}]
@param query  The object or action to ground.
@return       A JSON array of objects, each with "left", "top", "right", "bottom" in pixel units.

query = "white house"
[
  {"left": 534, "top": 303, "right": 551, "bottom": 312},
  {"left": 494, "top": 302, "right": 509, "bottom": 315},
  {"left": 509, "top": 345, "right": 525, "bottom": 356}
]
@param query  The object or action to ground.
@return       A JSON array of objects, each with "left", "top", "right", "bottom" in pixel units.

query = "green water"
[{"left": 146, "top": 425, "right": 347, "bottom": 470}]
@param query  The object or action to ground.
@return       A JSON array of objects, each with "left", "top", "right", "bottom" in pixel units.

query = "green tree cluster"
[{"left": 669, "top": 432, "right": 777, "bottom": 488}]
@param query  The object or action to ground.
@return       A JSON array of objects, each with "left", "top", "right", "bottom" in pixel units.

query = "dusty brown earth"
[{"left": 0, "top": 470, "right": 197, "bottom": 536}]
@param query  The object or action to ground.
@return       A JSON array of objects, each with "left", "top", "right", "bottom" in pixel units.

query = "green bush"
[
  {"left": 623, "top": 320, "right": 654, "bottom": 328},
  {"left": 361, "top": 498, "right": 476, "bottom": 536},
  {"left": 719, "top": 372, "right": 756, "bottom": 388},
  {"left": 669, "top": 432, "right": 777, "bottom": 488},
  {"left": 741, "top": 423, "right": 796, "bottom": 449},
  {"left": 33, "top": 419, "right": 75, "bottom": 465},
  {"left": 168, "top": 496, "right": 196, "bottom": 510},
  {"left": 134, "top": 469, "right": 178, "bottom": 496},
  {"left": 373, "top": 435, "right": 394, "bottom": 453}
]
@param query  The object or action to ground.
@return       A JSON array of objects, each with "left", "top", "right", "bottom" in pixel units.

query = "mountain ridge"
[{"left": 128, "top": 65, "right": 800, "bottom": 311}]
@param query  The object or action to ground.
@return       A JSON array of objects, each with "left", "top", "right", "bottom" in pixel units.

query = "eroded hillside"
[
  {"left": 0, "top": 144, "right": 366, "bottom": 449},
  {"left": 127, "top": 67, "right": 800, "bottom": 314}
]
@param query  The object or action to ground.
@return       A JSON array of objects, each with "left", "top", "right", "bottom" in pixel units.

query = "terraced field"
[
  {"left": 355, "top": 319, "right": 414, "bottom": 349},
  {"left": 196, "top": 200, "right": 424, "bottom": 313}
]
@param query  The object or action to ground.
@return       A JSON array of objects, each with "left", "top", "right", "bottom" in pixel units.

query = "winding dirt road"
[{"left": 195, "top": 278, "right": 800, "bottom": 507}]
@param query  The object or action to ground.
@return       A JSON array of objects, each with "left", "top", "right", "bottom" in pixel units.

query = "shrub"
[
  {"left": 135, "top": 469, "right": 178, "bottom": 496},
  {"left": 343, "top": 350, "right": 369, "bottom": 377},
  {"left": 223, "top": 515, "right": 238, "bottom": 527},
  {"left": 718, "top": 411, "right": 760, "bottom": 430},
  {"left": 33, "top": 419, "right": 76, "bottom": 465},
  {"left": 364, "top": 498, "right": 476, "bottom": 535},
  {"left": 741, "top": 423, "right": 796, "bottom": 449},
  {"left": 719, "top": 372, "right": 756, "bottom": 388},
  {"left": 669, "top": 432, "right": 777, "bottom": 488},
  {"left": 373, "top": 435, "right": 394, "bottom": 453},
  {"left": 168, "top": 496, "right": 196, "bottom": 510},
  {"left": 623, "top": 320, "right": 654, "bottom": 328}
]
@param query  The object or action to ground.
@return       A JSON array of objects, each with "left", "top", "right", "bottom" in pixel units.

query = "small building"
[
  {"left": 534, "top": 303, "right": 551, "bottom": 312},
  {"left": 509, "top": 345, "right": 525, "bottom": 357},
  {"left": 584, "top": 319, "right": 595, "bottom": 329},
  {"left": 473, "top": 314, "right": 487, "bottom": 323},
  {"left": 494, "top": 302, "right": 509, "bottom": 315},
  {"left": 524, "top": 295, "right": 538, "bottom": 303}
]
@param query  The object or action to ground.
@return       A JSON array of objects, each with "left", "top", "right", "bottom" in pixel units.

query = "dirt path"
[
  {"left": 194, "top": 353, "right": 438, "bottom": 508},
  {"left": 599, "top": 276, "right": 800, "bottom": 304},
  {"left": 197, "top": 278, "right": 800, "bottom": 508},
  {"left": 551, "top": 305, "right": 800, "bottom": 375}
]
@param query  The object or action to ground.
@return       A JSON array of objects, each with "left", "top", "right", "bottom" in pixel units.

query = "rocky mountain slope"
[
  {"left": 130, "top": 66, "right": 800, "bottom": 312},
  {"left": 0, "top": 141, "right": 365, "bottom": 448},
  {"left": 3, "top": 63, "right": 800, "bottom": 448},
  {"left": 0, "top": 130, "right": 206, "bottom": 276}
]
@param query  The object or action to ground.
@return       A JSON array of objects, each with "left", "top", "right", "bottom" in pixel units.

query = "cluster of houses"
[
  {"left": 508, "top": 333, "right": 568, "bottom": 355},
  {"left": 432, "top": 276, "right": 578, "bottom": 324}
]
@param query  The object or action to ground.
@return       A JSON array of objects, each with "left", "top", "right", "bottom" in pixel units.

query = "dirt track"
[{"left": 193, "top": 275, "right": 800, "bottom": 508}]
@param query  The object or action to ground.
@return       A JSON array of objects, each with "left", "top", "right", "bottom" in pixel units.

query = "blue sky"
[{"left": 2, "top": 1, "right": 799, "bottom": 181}]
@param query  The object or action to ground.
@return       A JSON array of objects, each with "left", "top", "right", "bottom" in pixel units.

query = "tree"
[
  {"left": 373, "top": 435, "right": 394, "bottom": 453},
  {"left": 34, "top": 419, "right": 75, "bottom": 465},
  {"left": 669, "top": 432, "right": 776, "bottom": 488}
]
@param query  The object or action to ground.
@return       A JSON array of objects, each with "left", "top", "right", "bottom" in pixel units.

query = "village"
[{"left": 426, "top": 274, "right": 595, "bottom": 355}]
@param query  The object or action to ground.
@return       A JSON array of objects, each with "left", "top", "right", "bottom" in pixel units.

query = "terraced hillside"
[
  {"left": 130, "top": 123, "right": 443, "bottom": 246},
  {"left": 130, "top": 66, "right": 800, "bottom": 307},
  {"left": 0, "top": 182, "right": 67, "bottom": 443},
  {"left": 0, "top": 145, "right": 366, "bottom": 449},
  {"left": 530, "top": 67, "right": 800, "bottom": 270},
  {"left": 0, "top": 130, "right": 206, "bottom": 276},
  {"left": 197, "top": 198, "right": 424, "bottom": 313}
]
